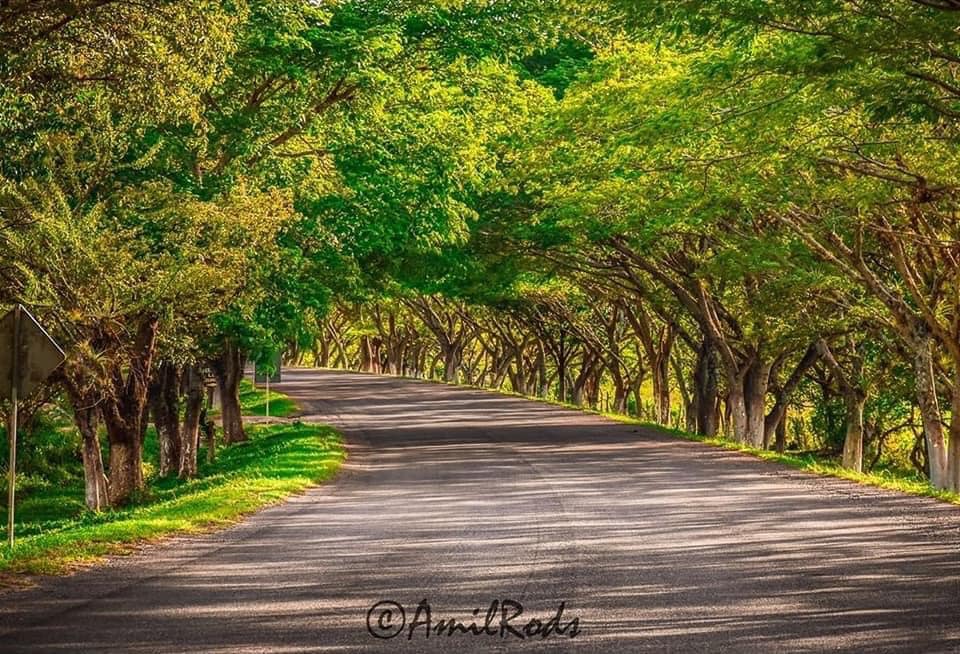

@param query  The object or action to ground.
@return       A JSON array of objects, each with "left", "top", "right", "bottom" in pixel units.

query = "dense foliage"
[{"left": 1, "top": 0, "right": 958, "bottom": 518}]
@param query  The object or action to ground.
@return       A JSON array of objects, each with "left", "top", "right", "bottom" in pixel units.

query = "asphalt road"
[{"left": 1, "top": 368, "right": 959, "bottom": 653}]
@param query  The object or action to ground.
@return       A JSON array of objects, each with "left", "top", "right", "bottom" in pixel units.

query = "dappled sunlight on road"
[{"left": 1, "top": 369, "right": 958, "bottom": 653}]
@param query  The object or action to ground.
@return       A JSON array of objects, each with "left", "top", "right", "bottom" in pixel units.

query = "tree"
[{"left": 2, "top": 129, "right": 292, "bottom": 503}]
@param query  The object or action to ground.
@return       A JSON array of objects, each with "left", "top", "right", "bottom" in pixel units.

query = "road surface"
[{"left": 1, "top": 369, "right": 958, "bottom": 652}]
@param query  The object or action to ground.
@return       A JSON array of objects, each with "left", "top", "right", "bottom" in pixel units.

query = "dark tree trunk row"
[{"left": 212, "top": 340, "right": 246, "bottom": 445}]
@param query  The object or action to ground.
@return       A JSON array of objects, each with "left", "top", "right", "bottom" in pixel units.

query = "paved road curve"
[{"left": 1, "top": 369, "right": 959, "bottom": 653}]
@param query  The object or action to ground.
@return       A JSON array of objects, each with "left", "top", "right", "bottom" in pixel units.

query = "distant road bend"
[{"left": 0, "top": 368, "right": 958, "bottom": 653}]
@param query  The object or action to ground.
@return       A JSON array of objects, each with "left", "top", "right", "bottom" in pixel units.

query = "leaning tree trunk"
[
  {"left": 763, "top": 345, "right": 819, "bottom": 448},
  {"left": 61, "top": 375, "right": 109, "bottom": 511},
  {"left": 74, "top": 402, "right": 108, "bottom": 512},
  {"left": 179, "top": 365, "right": 204, "bottom": 479},
  {"left": 149, "top": 360, "right": 182, "bottom": 478},
  {"left": 213, "top": 341, "right": 246, "bottom": 445}
]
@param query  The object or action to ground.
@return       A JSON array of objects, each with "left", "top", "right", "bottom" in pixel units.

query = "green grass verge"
[
  {"left": 0, "top": 422, "right": 345, "bottom": 576},
  {"left": 239, "top": 378, "right": 298, "bottom": 418}
]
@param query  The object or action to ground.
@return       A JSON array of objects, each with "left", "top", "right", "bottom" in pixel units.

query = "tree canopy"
[{"left": 2, "top": 0, "right": 959, "bottom": 513}]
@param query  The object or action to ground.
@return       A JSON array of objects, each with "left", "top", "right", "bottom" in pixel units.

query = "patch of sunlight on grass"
[{"left": 239, "top": 378, "right": 298, "bottom": 417}]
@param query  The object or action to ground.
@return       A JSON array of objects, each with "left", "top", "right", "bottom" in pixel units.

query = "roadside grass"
[
  {"left": 239, "top": 378, "right": 298, "bottom": 418},
  {"left": 0, "top": 423, "right": 345, "bottom": 576},
  {"left": 325, "top": 367, "right": 960, "bottom": 507},
  {"left": 607, "top": 418, "right": 960, "bottom": 506},
  {"left": 533, "top": 392, "right": 960, "bottom": 506}
]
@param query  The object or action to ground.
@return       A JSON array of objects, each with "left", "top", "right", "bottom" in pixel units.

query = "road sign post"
[
  {"left": 1, "top": 305, "right": 65, "bottom": 548},
  {"left": 7, "top": 306, "right": 19, "bottom": 549},
  {"left": 254, "top": 353, "right": 281, "bottom": 419}
]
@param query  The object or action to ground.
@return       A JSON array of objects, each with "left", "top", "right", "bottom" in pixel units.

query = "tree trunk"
[
  {"left": 410, "top": 344, "right": 425, "bottom": 378},
  {"left": 763, "top": 344, "right": 819, "bottom": 447},
  {"left": 61, "top": 379, "right": 109, "bottom": 512},
  {"left": 491, "top": 349, "right": 513, "bottom": 389},
  {"left": 556, "top": 344, "right": 568, "bottom": 403},
  {"left": 100, "top": 317, "right": 157, "bottom": 506},
  {"left": 693, "top": 339, "right": 718, "bottom": 437},
  {"left": 586, "top": 372, "right": 600, "bottom": 408},
  {"left": 427, "top": 352, "right": 441, "bottom": 379},
  {"left": 572, "top": 354, "right": 597, "bottom": 407},
  {"left": 287, "top": 340, "right": 301, "bottom": 367},
  {"left": 149, "top": 360, "right": 181, "bottom": 478},
  {"left": 672, "top": 354, "right": 695, "bottom": 432},
  {"left": 318, "top": 336, "right": 330, "bottom": 367},
  {"left": 842, "top": 392, "right": 866, "bottom": 472},
  {"left": 75, "top": 404, "right": 108, "bottom": 512},
  {"left": 727, "top": 383, "right": 748, "bottom": 443},
  {"left": 509, "top": 366, "right": 525, "bottom": 395},
  {"left": 213, "top": 341, "right": 246, "bottom": 445},
  {"left": 612, "top": 377, "right": 628, "bottom": 415},
  {"left": 180, "top": 365, "right": 204, "bottom": 479},
  {"left": 442, "top": 343, "right": 461, "bottom": 383},
  {"left": 105, "top": 434, "right": 143, "bottom": 506},
  {"left": 775, "top": 410, "right": 787, "bottom": 454},
  {"left": 202, "top": 406, "right": 216, "bottom": 464},
  {"left": 536, "top": 347, "right": 549, "bottom": 398},
  {"left": 913, "top": 336, "right": 949, "bottom": 488},
  {"left": 359, "top": 336, "right": 382, "bottom": 374},
  {"left": 101, "top": 390, "right": 148, "bottom": 506},
  {"left": 651, "top": 332, "right": 674, "bottom": 425},
  {"left": 743, "top": 359, "right": 770, "bottom": 448},
  {"left": 571, "top": 380, "right": 586, "bottom": 406},
  {"left": 948, "top": 380, "right": 960, "bottom": 493}
]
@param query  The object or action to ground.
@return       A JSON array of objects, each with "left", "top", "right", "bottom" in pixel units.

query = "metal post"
[{"left": 7, "top": 305, "right": 20, "bottom": 549}]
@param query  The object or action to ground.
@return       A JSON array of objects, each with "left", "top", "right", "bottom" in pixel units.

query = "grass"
[
  {"left": 0, "top": 422, "right": 345, "bottom": 576},
  {"left": 605, "top": 417, "right": 960, "bottom": 506},
  {"left": 337, "top": 368, "right": 960, "bottom": 507},
  {"left": 239, "top": 378, "right": 298, "bottom": 418},
  {"left": 559, "top": 398, "right": 960, "bottom": 506}
]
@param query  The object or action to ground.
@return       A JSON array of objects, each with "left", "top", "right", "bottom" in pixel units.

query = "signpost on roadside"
[
  {"left": 254, "top": 353, "right": 282, "bottom": 419},
  {"left": 0, "top": 305, "right": 65, "bottom": 548}
]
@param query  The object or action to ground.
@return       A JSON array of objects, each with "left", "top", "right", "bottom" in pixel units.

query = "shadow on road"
[{"left": 1, "top": 369, "right": 958, "bottom": 653}]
